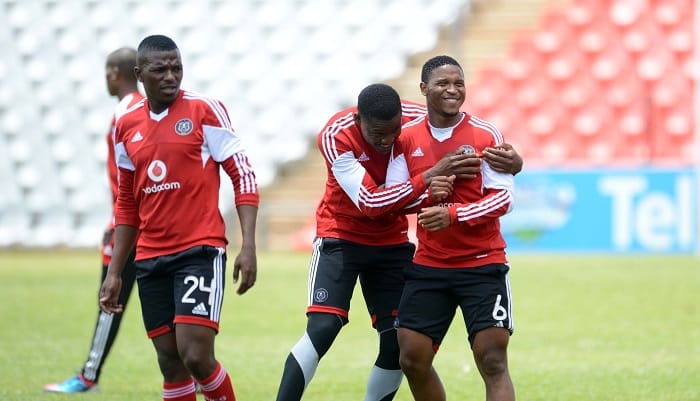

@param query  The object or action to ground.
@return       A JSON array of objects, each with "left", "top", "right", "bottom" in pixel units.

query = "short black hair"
[
  {"left": 421, "top": 55, "right": 462, "bottom": 83},
  {"left": 357, "top": 83, "right": 401, "bottom": 121},
  {"left": 107, "top": 47, "right": 137, "bottom": 81},
  {"left": 136, "top": 35, "right": 178, "bottom": 64}
]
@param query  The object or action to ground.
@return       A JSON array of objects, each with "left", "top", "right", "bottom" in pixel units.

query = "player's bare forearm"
[
  {"left": 99, "top": 224, "right": 137, "bottom": 314},
  {"left": 234, "top": 204, "right": 258, "bottom": 294},
  {"left": 107, "top": 224, "right": 138, "bottom": 278}
]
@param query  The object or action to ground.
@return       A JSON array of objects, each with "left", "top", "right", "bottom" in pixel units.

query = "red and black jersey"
[
  {"left": 387, "top": 113, "right": 514, "bottom": 268},
  {"left": 102, "top": 91, "right": 144, "bottom": 265},
  {"left": 113, "top": 90, "right": 259, "bottom": 260},
  {"left": 314, "top": 101, "right": 428, "bottom": 246}
]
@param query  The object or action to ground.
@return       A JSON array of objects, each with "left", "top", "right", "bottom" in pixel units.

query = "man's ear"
[{"left": 420, "top": 82, "right": 428, "bottom": 96}]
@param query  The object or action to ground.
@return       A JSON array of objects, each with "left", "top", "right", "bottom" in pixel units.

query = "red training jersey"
[
  {"left": 387, "top": 113, "right": 514, "bottom": 267},
  {"left": 314, "top": 100, "right": 428, "bottom": 246},
  {"left": 113, "top": 90, "right": 259, "bottom": 260},
  {"left": 102, "top": 91, "right": 144, "bottom": 265}
]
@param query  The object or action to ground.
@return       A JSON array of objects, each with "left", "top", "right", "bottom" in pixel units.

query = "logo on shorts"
[
  {"left": 192, "top": 302, "right": 209, "bottom": 316},
  {"left": 314, "top": 288, "right": 328, "bottom": 303},
  {"left": 175, "top": 118, "right": 193, "bottom": 135}
]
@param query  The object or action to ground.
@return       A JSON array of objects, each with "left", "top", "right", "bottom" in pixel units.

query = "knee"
[
  {"left": 475, "top": 348, "right": 508, "bottom": 378},
  {"left": 304, "top": 313, "right": 343, "bottom": 357},
  {"left": 306, "top": 313, "right": 343, "bottom": 339},
  {"left": 399, "top": 349, "right": 430, "bottom": 378},
  {"left": 179, "top": 348, "right": 216, "bottom": 378},
  {"left": 376, "top": 329, "right": 400, "bottom": 369},
  {"left": 157, "top": 348, "right": 188, "bottom": 381}
]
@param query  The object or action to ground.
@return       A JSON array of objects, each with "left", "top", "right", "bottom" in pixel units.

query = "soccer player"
[
  {"left": 99, "top": 35, "right": 258, "bottom": 401},
  {"left": 44, "top": 47, "right": 142, "bottom": 394},
  {"left": 386, "top": 55, "right": 516, "bottom": 401},
  {"left": 275, "top": 83, "right": 522, "bottom": 401}
]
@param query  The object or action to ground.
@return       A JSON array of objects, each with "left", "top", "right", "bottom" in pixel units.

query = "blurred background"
[{"left": 0, "top": 0, "right": 696, "bottom": 254}]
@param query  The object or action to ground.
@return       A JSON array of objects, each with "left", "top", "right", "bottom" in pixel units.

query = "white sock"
[{"left": 364, "top": 365, "right": 403, "bottom": 401}]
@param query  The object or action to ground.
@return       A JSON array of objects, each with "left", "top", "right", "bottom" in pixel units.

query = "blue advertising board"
[{"left": 502, "top": 168, "right": 697, "bottom": 253}]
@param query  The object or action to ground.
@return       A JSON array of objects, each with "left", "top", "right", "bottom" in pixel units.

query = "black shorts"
[
  {"left": 135, "top": 245, "right": 226, "bottom": 338},
  {"left": 306, "top": 237, "right": 414, "bottom": 331},
  {"left": 396, "top": 263, "right": 513, "bottom": 347}
]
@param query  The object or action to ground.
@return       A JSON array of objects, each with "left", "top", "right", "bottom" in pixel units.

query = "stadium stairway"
[{"left": 240, "top": 0, "right": 559, "bottom": 251}]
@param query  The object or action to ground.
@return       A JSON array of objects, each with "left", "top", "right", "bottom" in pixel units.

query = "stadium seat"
[
  {"left": 502, "top": 33, "right": 543, "bottom": 83},
  {"left": 532, "top": 6, "right": 573, "bottom": 56},
  {"left": 545, "top": 46, "right": 582, "bottom": 83},
  {"left": 468, "top": 62, "right": 510, "bottom": 114},
  {"left": 559, "top": 71, "right": 600, "bottom": 110},
  {"left": 651, "top": 0, "right": 690, "bottom": 27},
  {"left": 576, "top": 14, "right": 617, "bottom": 56},
  {"left": 609, "top": 0, "right": 648, "bottom": 28},
  {"left": 615, "top": 98, "right": 652, "bottom": 139},
  {"left": 0, "top": 207, "right": 31, "bottom": 246},
  {"left": 514, "top": 75, "right": 551, "bottom": 110},
  {"left": 570, "top": 101, "right": 612, "bottom": 138},
  {"left": 565, "top": 0, "right": 604, "bottom": 31},
  {"left": 476, "top": 103, "right": 521, "bottom": 141},
  {"left": 620, "top": 14, "right": 661, "bottom": 56},
  {"left": 650, "top": 71, "right": 690, "bottom": 109},
  {"left": 603, "top": 71, "right": 643, "bottom": 109},
  {"left": 664, "top": 12, "right": 693, "bottom": 58},
  {"left": 635, "top": 42, "right": 674, "bottom": 83},
  {"left": 526, "top": 99, "right": 566, "bottom": 138}
]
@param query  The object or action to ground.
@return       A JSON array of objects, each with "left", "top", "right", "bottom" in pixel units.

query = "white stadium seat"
[{"left": 0, "top": 0, "right": 471, "bottom": 247}]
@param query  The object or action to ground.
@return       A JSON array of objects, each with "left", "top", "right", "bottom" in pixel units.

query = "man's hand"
[
  {"left": 482, "top": 142, "right": 523, "bottom": 175},
  {"left": 99, "top": 272, "right": 123, "bottom": 314},
  {"left": 429, "top": 175, "right": 455, "bottom": 202},
  {"left": 233, "top": 246, "right": 257, "bottom": 295},
  {"left": 425, "top": 148, "right": 481, "bottom": 182},
  {"left": 417, "top": 206, "right": 451, "bottom": 231}
]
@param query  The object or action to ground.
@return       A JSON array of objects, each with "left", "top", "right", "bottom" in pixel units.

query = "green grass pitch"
[{"left": 1, "top": 249, "right": 698, "bottom": 401}]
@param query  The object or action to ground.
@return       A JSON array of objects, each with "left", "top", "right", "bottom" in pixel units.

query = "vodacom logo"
[
  {"left": 147, "top": 160, "right": 167, "bottom": 182},
  {"left": 143, "top": 160, "right": 181, "bottom": 194}
]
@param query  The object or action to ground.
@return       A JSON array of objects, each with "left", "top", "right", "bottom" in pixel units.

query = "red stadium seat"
[
  {"left": 650, "top": 71, "right": 690, "bottom": 109},
  {"left": 570, "top": 101, "right": 613, "bottom": 138},
  {"left": 468, "top": 62, "right": 511, "bottom": 114},
  {"left": 501, "top": 32, "right": 543, "bottom": 84},
  {"left": 559, "top": 71, "right": 600, "bottom": 110},
  {"left": 565, "top": 0, "right": 605, "bottom": 32},
  {"left": 603, "top": 72, "right": 643, "bottom": 109},
  {"left": 477, "top": 102, "right": 520, "bottom": 137},
  {"left": 609, "top": 0, "right": 648, "bottom": 28},
  {"left": 590, "top": 40, "right": 631, "bottom": 82},
  {"left": 650, "top": 101, "right": 695, "bottom": 163},
  {"left": 635, "top": 41, "right": 674, "bottom": 83},
  {"left": 616, "top": 98, "right": 651, "bottom": 137},
  {"left": 526, "top": 99, "right": 567, "bottom": 138},
  {"left": 514, "top": 75, "right": 552, "bottom": 110},
  {"left": 621, "top": 13, "right": 662, "bottom": 56},
  {"left": 664, "top": 11, "right": 693, "bottom": 58},
  {"left": 532, "top": 6, "right": 573, "bottom": 56},
  {"left": 651, "top": 0, "right": 690, "bottom": 28},
  {"left": 545, "top": 46, "right": 582, "bottom": 83}
]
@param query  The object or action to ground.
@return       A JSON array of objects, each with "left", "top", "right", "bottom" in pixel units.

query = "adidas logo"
[
  {"left": 192, "top": 302, "right": 209, "bottom": 316},
  {"left": 358, "top": 152, "right": 370, "bottom": 162},
  {"left": 411, "top": 147, "right": 424, "bottom": 157},
  {"left": 131, "top": 131, "right": 143, "bottom": 142}
]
